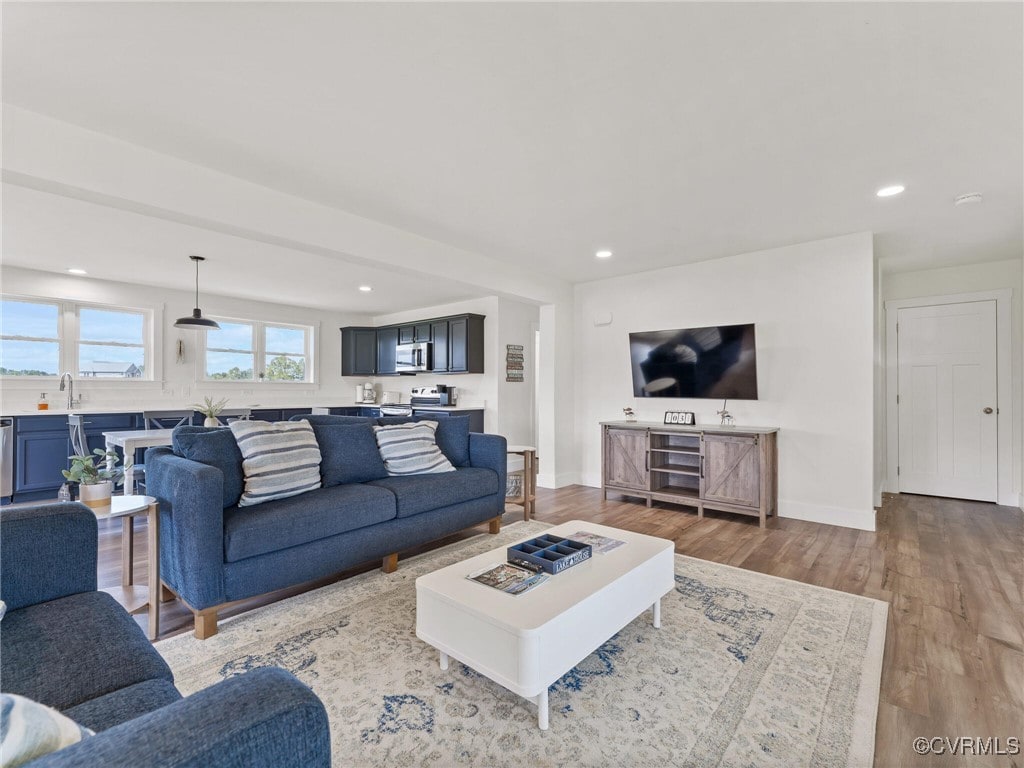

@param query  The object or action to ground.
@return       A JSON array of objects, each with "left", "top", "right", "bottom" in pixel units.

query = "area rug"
[{"left": 157, "top": 521, "right": 887, "bottom": 768}]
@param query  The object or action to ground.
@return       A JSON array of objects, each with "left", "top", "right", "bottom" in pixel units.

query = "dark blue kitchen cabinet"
[
  {"left": 430, "top": 320, "right": 450, "bottom": 372},
  {"left": 414, "top": 408, "right": 484, "bottom": 433},
  {"left": 376, "top": 328, "right": 399, "bottom": 376},
  {"left": 340, "top": 327, "right": 378, "bottom": 376},
  {"left": 281, "top": 408, "right": 312, "bottom": 421},
  {"left": 15, "top": 430, "right": 70, "bottom": 494},
  {"left": 249, "top": 409, "right": 282, "bottom": 422}
]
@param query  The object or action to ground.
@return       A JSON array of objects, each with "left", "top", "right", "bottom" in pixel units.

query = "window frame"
[
  {"left": 0, "top": 295, "right": 157, "bottom": 382},
  {"left": 200, "top": 316, "right": 316, "bottom": 384},
  {"left": 76, "top": 305, "right": 150, "bottom": 380}
]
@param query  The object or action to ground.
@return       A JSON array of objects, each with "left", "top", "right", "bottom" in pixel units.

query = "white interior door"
[{"left": 897, "top": 300, "right": 997, "bottom": 501}]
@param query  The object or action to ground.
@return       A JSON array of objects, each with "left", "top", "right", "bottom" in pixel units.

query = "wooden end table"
[
  {"left": 506, "top": 445, "right": 537, "bottom": 521},
  {"left": 92, "top": 494, "right": 161, "bottom": 640}
]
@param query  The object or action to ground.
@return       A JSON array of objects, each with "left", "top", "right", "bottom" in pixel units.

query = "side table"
[
  {"left": 92, "top": 494, "right": 161, "bottom": 640},
  {"left": 506, "top": 445, "right": 537, "bottom": 521}
]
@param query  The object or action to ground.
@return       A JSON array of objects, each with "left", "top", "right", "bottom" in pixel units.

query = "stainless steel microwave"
[{"left": 395, "top": 342, "right": 431, "bottom": 373}]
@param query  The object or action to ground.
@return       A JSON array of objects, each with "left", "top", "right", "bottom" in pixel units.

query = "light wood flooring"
[{"left": 98, "top": 487, "right": 1023, "bottom": 768}]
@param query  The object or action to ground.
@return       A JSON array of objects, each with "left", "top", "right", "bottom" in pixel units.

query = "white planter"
[
  {"left": 204, "top": 416, "right": 221, "bottom": 427},
  {"left": 78, "top": 480, "right": 113, "bottom": 509}
]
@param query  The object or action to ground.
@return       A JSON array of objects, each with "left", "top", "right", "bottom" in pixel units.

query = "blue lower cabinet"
[
  {"left": 281, "top": 408, "right": 312, "bottom": 421},
  {"left": 249, "top": 409, "right": 282, "bottom": 422},
  {"left": 359, "top": 407, "right": 382, "bottom": 418},
  {"left": 15, "top": 431, "right": 71, "bottom": 494},
  {"left": 413, "top": 409, "right": 484, "bottom": 432},
  {"left": 326, "top": 408, "right": 361, "bottom": 416}
]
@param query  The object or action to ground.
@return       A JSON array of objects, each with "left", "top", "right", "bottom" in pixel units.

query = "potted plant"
[
  {"left": 191, "top": 396, "right": 229, "bottom": 427},
  {"left": 62, "top": 449, "right": 123, "bottom": 509}
]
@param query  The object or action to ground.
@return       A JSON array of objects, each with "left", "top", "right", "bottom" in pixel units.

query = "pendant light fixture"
[{"left": 174, "top": 255, "right": 220, "bottom": 330}]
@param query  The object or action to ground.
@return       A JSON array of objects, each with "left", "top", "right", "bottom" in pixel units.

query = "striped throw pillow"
[
  {"left": 1, "top": 693, "right": 93, "bottom": 767},
  {"left": 373, "top": 420, "right": 456, "bottom": 476},
  {"left": 229, "top": 420, "right": 322, "bottom": 507}
]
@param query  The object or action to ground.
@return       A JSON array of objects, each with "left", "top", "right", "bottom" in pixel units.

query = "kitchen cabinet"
[
  {"left": 376, "top": 327, "right": 399, "bottom": 375},
  {"left": 340, "top": 327, "right": 378, "bottom": 376},
  {"left": 397, "top": 324, "right": 430, "bottom": 344},
  {"left": 429, "top": 320, "right": 450, "bottom": 372},
  {"left": 343, "top": 313, "right": 484, "bottom": 376},
  {"left": 14, "top": 417, "right": 70, "bottom": 496},
  {"left": 601, "top": 422, "right": 778, "bottom": 527},
  {"left": 10, "top": 414, "right": 137, "bottom": 501},
  {"left": 413, "top": 408, "right": 484, "bottom": 433}
]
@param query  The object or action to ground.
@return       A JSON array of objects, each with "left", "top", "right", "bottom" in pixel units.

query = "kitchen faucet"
[{"left": 59, "top": 372, "right": 75, "bottom": 409}]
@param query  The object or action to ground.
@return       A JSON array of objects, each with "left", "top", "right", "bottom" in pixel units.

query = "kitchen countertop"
[{"left": 2, "top": 402, "right": 486, "bottom": 418}]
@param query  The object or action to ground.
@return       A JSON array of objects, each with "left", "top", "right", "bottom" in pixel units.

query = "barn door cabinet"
[{"left": 601, "top": 422, "right": 778, "bottom": 527}]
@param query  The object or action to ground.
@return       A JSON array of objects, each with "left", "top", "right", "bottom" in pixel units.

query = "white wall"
[
  {"left": 574, "top": 232, "right": 877, "bottom": 530},
  {"left": 0, "top": 265, "right": 372, "bottom": 412},
  {"left": 496, "top": 297, "right": 538, "bottom": 446},
  {"left": 880, "top": 258, "right": 1023, "bottom": 506}
]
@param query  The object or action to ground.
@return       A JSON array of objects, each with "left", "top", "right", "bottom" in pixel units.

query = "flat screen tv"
[{"left": 629, "top": 323, "right": 759, "bottom": 399}]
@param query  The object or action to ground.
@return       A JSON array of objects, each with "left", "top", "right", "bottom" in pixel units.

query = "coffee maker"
[
  {"left": 356, "top": 382, "right": 376, "bottom": 404},
  {"left": 436, "top": 384, "right": 457, "bottom": 406}
]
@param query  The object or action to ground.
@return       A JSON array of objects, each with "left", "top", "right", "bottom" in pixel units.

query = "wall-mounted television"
[{"left": 628, "top": 323, "right": 759, "bottom": 399}]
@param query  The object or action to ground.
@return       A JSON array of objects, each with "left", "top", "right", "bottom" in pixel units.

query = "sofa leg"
[
  {"left": 194, "top": 608, "right": 219, "bottom": 640},
  {"left": 489, "top": 517, "right": 501, "bottom": 534},
  {"left": 160, "top": 582, "right": 177, "bottom": 603},
  {"left": 382, "top": 553, "right": 398, "bottom": 574}
]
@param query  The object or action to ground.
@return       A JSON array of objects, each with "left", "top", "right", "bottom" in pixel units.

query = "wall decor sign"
[
  {"left": 506, "top": 344, "right": 524, "bottom": 382},
  {"left": 664, "top": 411, "right": 695, "bottom": 425}
]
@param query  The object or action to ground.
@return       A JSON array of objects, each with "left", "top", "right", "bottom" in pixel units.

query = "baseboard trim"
[
  {"left": 779, "top": 499, "right": 876, "bottom": 532},
  {"left": 536, "top": 472, "right": 578, "bottom": 490}
]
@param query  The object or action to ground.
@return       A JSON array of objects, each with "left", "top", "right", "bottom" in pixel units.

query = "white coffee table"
[{"left": 415, "top": 520, "right": 674, "bottom": 729}]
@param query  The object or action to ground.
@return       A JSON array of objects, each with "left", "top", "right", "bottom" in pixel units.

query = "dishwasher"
[{"left": 1, "top": 417, "right": 13, "bottom": 501}]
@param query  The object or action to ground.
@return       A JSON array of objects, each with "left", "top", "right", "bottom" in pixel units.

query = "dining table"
[{"left": 103, "top": 429, "right": 174, "bottom": 495}]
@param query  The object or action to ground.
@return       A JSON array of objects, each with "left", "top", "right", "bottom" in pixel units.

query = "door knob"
[{"left": 983, "top": 407, "right": 994, "bottom": 414}]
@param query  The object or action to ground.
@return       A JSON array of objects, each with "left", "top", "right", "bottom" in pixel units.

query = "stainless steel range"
[{"left": 410, "top": 385, "right": 457, "bottom": 407}]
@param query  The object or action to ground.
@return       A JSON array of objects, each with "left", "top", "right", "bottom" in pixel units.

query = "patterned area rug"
[{"left": 158, "top": 522, "right": 886, "bottom": 768}]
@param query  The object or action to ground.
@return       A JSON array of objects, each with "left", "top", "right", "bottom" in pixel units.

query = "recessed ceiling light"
[
  {"left": 67, "top": 268, "right": 88, "bottom": 275},
  {"left": 595, "top": 250, "right": 613, "bottom": 259},
  {"left": 358, "top": 285, "right": 373, "bottom": 292},
  {"left": 876, "top": 185, "right": 905, "bottom": 198}
]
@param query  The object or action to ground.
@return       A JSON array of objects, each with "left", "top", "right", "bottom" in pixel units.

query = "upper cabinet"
[
  {"left": 340, "top": 327, "right": 378, "bottom": 376},
  {"left": 341, "top": 314, "right": 485, "bottom": 377},
  {"left": 446, "top": 315, "right": 484, "bottom": 373},
  {"left": 376, "top": 327, "right": 399, "bottom": 375}
]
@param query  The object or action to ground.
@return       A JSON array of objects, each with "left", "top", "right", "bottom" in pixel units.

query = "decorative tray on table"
[{"left": 507, "top": 535, "right": 593, "bottom": 574}]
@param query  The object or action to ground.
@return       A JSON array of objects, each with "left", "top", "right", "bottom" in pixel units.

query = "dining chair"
[{"left": 141, "top": 410, "right": 195, "bottom": 430}]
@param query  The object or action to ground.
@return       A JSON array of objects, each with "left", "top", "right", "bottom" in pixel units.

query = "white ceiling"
[
  {"left": 2, "top": 184, "right": 480, "bottom": 314},
  {"left": 2, "top": 2, "right": 1021, "bottom": 298}
]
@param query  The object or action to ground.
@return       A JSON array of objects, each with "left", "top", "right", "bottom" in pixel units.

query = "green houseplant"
[
  {"left": 191, "top": 396, "right": 229, "bottom": 427},
  {"left": 63, "top": 448, "right": 123, "bottom": 508}
]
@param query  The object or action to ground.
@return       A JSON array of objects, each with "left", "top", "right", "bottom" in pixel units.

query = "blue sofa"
[
  {"left": 145, "top": 414, "right": 507, "bottom": 638},
  {"left": 0, "top": 502, "right": 331, "bottom": 768}
]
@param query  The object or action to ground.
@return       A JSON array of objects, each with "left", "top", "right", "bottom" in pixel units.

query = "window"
[
  {"left": 0, "top": 299, "right": 61, "bottom": 376},
  {"left": 204, "top": 318, "right": 313, "bottom": 383},
  {"left": 0, "top": 297, "right": 153, "bottom": 380},
  {"left": 78, "top": 307, "right": 146, "bottom": 378}
]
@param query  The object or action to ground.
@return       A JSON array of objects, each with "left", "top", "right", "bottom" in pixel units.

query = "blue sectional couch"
[
  {"left": 0, "top": 502, "right": 330, "bottom": 767},
  {"left": 145, "top": 414, "right": 507, "bottom": 638}
]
